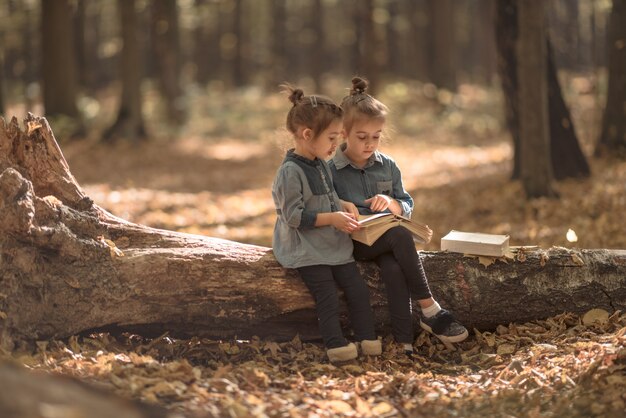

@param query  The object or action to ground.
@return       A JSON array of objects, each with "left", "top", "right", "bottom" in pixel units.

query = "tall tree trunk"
[
  {"left": 517, "top": 0, "right": 558, "bottom": 198},
  {"left": 353, "top": 0, "right": 380, "bottom": 93},
  {"left": 41, "top": 0, "right": 80, "bottom": 119},
  {"left": 546, "top": 40, "right": 591, "bottom": 179},
  {"left": 407, "top": 0, "right": 431, "bottom": 81},
  {"left": 0, "top": 49, "right": 4, "bottom": 115},
  {"left": 103, "top": 0, "right": 146, "bottom": 143},
  {"left": 495, "top": 0, "right": 521, "bottom": 177},
  {"left": 596, "top": 0, "right": 626, "bottom": 157},
  {"left": 151, "top": 0, "right": 185, "bottom": 125},
  {"left": 386, "top": 0, "right": 401, "bottom": 76},
  {"left": 2, "top": 115, "right": 625, "bottom": 351},
  {"left": 427, "top": 0, "right": 457, "bottom": 91},
  {"left": 497, "top": 0, "right": 590, "bottom": 181},
  {"left": 309, "top": 0, "right": 325, "bottom": 90},
  {"left": 231, "top": 0, "right": 245, "bottom": 87},
  {"left": 193, "top": 0, "right": 216, "bottom": 86},
  {"left": 471, "top": 0, "right": 497, "bottom": 84},
  {"left": 269, "top": 0, "right": 287, "bottom": 88}
]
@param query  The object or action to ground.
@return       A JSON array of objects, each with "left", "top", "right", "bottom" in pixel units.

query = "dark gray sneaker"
[{"left": 420, "top": 309, "right": 469, "bottom": 344}]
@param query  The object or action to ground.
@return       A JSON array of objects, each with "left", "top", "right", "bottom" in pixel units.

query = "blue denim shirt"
[
  {"left": 272, "top": 149, "right": 355, "bottom": 269},
  {"left": 329, "top": 143, "right": 414, "bottom": 217}
]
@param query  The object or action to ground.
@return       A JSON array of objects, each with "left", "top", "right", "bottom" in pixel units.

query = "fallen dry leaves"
[{"left": 7, "top": 310, "right": 624, "bottom": 418}]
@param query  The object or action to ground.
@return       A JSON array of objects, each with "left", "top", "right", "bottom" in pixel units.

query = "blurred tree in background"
[{"left": 597, "top": 0, "right": 626, "bottom": 156}]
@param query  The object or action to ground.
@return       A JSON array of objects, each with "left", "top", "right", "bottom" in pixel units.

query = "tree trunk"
[
  {"left": 151, "top": 0, "right": 185, "bottom": 125},
  {"left": 268, "top": 0, "right": 287, "bottom": 89},
  {"left": 103, "top": 0, "right": 146, "bottom": 143},
  {"left": 352, "top": 0, "right": 380, "bottom": 93},
  {"left": 41, "top": 0, "right": 80, "bottom": 119},
  {"left": 231, "top": 0, "right": 246, "bottom": 87},
  {"left": 495, "top": 0, "right": 521, "bottom": 177},
  {"left": 2, "top": 115, "right": 626, "bottom": 351},
  {"left": 407, "top": 0, "right": 431, "bottom": 81},
  {"left": 309, "top": 0, "right": 325, "bottom": 90},
  {"left": 497, "top": 1, "right": 590, "bottom": 181},
  {"left": 546, "top": 40, "right": 591, "bottom": 179},
  {"left": 517, "top": 0, "right": 557, "bottom": 198},
  {"left": 427, "top": 0, "right": 457, "bottom": 91},
  {"left": 596, "top": 0, "right": 626, "bottom": 157},
  {"left": 0, "top": 49, "right": 4, "bottom": 115}
]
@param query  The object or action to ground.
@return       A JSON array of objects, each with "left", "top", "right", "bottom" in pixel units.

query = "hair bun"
[
  {"left": 288, "top": 88, "right": 305, "bottom": 105},
  {"left": 351, "top": 77, "right": 369, "bottom": 95}
]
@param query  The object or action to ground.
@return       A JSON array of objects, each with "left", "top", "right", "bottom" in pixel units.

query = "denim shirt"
[
  {"left": 329, "top": 143, "right": 414, "bottom": 217},
  {"left": 272, "top": 149, "right": 354, "bottom": 269}
]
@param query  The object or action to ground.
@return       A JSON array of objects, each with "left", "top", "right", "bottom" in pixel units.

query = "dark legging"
[
  {"left": 352, "top": 226, "right": 432, "bottom": 343},
  {"left": 297, "top": 262, "right": 377, "bottom": 349}
]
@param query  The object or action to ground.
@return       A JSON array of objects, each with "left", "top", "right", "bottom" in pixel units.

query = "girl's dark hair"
[
  {"left": 281, "top": 84, "right": 343, "bottom": 139},
  {"left": 340, "top": 77, "right": 388, "bottom": 133}
]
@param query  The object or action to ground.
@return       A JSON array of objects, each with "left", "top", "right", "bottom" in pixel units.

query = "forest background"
[{"left": 1, "top": 1, "right": 626, "bottom": 417}]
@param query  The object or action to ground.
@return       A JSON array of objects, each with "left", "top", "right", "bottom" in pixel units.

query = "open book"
[
  {"left": 350, "top": 213, "right": 433, "bottom": 246},
  {"left": 441, "top": 230, "right": 510, "bottom": 257}
]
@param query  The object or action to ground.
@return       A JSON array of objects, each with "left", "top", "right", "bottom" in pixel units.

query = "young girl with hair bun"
[
  {"left": 330, "top": 77, "right": 468, "bottom": 354},
  {"left": 271, "top": 84, "right": 381, "bottom": 362}
]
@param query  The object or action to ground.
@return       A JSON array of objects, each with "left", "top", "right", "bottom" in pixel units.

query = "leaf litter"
[{"left": 5, "top": 310, "right": 623, "bottom": 418}]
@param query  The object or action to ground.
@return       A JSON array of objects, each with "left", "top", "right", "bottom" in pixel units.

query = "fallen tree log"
[{"left": 1, "top": 114, "right": 625, "bottom": 351}]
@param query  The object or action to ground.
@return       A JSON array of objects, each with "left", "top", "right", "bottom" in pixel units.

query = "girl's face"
[
  {"left": 300, "top": 119, "right": 343, "bottom": 160},
  {"left": 342, "top": 118, "right": 384, "bottom": 166}
]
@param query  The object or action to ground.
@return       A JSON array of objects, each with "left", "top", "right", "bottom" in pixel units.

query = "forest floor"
[{"left": 5, "top": 78, "right": 626, "bottom": 417}]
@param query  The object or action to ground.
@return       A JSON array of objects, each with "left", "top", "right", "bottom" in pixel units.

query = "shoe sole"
[{"left": 420, "top": 321, "right": 469, "bottom": 344}]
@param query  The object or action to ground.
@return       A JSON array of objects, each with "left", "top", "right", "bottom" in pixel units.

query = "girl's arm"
[
  {"left": 274, "top": 166, "right": 358, "bottom": 233},
  {"left": 390, "top": 160, "right": 414, "bottom": 217},
  {"left": 273, "top": 166, "right": 316, "bottom": 228},
  {"left": 315, "top": 211, "right": 359, "bottom": 233}
]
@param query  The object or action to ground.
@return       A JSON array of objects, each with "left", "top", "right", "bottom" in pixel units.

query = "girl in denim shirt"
[
  {"left": 330, "top": 77, "right": 468, "bottom": 354},
  {"left": 272, "top": 85, "right": 381, "bottom": 362}
]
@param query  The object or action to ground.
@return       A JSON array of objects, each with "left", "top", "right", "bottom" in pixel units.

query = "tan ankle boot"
[
  {"left": 327, "top": 343, "right": 358, "bottom": 362},
  {"left": 360, "top": 339, "right": 382, "bottom": 356}
]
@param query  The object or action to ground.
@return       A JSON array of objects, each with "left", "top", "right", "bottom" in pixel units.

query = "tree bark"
[
  {"left": 103, "top": 0, "right": 147, "bottom": 143},
  {"left": 2, "top": 115, "right": 626, "bottom": 352},
  {"left": 546, "top": 40, "right": 591, "bottom": 179},
  {"left": 0, "top": 48, "right": 4, "bottom": 115},
  {"left": 41, "top": 0, "right": 80, "bottom": 119},
  {"left": 496, "top": 0, "right": 590, "bottom": 181},
  {"left": 427, "top": 0, "right": 457, "bottom": 91},
  {"left": 596, "top": 0, "right": 626, "bottom": 157},
  {"left": 151, "top": 0, "right": 185, "bottom": 125},
  {"left": 516, "top": 0, "right": 558, "bottom": 198}
]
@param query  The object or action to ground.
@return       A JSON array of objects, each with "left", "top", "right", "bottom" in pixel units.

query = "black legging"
[
  {"left": 352, "top": 226, "right": 432, "bottom": 343},
  {"left": 297, "top": 262, "right": 377, "bottom": 349}
]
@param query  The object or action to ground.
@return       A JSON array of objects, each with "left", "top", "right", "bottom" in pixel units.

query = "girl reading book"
[
  {"left": 271, "top": 84, "right": 381, "bottom": 362},
  {"left": 329, "top": 77, "right": 468, "bottom": 354}
]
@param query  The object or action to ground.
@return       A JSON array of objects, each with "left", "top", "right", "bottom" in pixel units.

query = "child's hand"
[
  {"left": 365, "top": 194, "right": 393, "bottom": 212},
  {"left": 330, "top": 212, "right": 360, "bottom": 234},
  {"left": 340, "top": 200, "right": 360, "bottom": 219}
]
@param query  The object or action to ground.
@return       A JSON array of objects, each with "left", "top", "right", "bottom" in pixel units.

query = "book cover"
[{"left": 441, "top": 230, "right": 510, "bottom": 257}]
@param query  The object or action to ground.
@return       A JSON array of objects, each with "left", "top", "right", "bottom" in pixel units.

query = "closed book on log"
[
  {"left": 441, "top": 230, "right": 510, "bottom": 257},
  {"left": 351, "top": 213, "right": 433, "bottom": 246}
]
